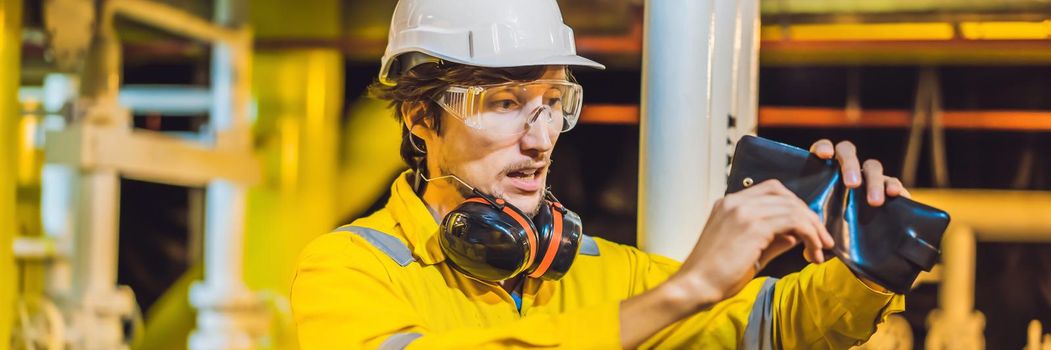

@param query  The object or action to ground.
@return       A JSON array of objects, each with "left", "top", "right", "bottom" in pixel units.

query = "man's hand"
[
  {"left": 620, "top": 138, "right": 909, "bottom": 348},
  {"left": 809, "top": 139, "right": 908, "bottom": 293},
  {"left": 663, "top": 139, "right": 910, "bottom": 304},
  {"left": 671, "top": 179, "right": 835, "bottom": 309},
  {"left": 620, "top": 179, "right": 834, "bottom": 348},
  {"left": 808, "top": 139, "right": 912, "bottom": 203}
]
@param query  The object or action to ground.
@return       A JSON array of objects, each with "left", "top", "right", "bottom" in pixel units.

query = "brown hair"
[{"left": 368, "top": 62, "right": 571, "bottom": 181}]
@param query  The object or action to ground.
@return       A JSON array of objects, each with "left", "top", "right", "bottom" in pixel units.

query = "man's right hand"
[
  {"left": 671, "top": 179, "right": 834, "bottom": 308},
  {"left": 619, "top": 179, "right": 834, "bottom": 349}
]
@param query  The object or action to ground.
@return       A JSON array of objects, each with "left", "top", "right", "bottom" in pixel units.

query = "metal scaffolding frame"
[{"left": 35, "top": 0, "right": 262, "bottom": 348}]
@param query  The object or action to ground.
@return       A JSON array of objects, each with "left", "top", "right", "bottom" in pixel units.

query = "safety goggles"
[{"left": 433, "top": 79, "right": 584, "bottom": 136}]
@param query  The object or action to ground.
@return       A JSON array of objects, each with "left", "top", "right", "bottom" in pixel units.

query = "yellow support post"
[
  {"left": 246, "top": 48, "right": 344, "bottom": 302},
  {"left": 134, "top": 266, "right": 201, "bottom": 350},
  {"left": 1, "top": 0, "right": 23, "bottom": 349}
]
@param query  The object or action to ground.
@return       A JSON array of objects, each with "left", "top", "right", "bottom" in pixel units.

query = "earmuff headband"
[{"left": 528, "top": 204, "right": 563, "bottom": 278}]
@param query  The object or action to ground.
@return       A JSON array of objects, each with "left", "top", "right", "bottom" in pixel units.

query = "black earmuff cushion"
[{"left": 439, "top": 200, "right": 536, "bottom": 281}]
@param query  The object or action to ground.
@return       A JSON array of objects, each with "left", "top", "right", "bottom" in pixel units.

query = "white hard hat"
[{"left": 379, "top": 0, "right": 606, "bottom": 85}]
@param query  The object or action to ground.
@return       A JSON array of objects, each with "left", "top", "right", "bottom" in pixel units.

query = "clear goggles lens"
[{"left": 434, "top": 79, "right": 584, "bottom": 135}]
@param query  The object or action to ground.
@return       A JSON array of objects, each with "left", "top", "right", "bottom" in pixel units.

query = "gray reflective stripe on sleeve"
[
  {"left": 743, "top": 277, "right": 779, "bottom": 350},
  {"left": 579, "top": 234, "right": 600, "bottom": 256},
  {"left": 379, "top": 332, "right": 423, "bottom": 350},
  {"left": 333, "top": 226, "right": 416, "bottom": 266}
]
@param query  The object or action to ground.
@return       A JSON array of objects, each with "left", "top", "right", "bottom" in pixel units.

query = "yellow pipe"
[
  {"left": 960, "top": 21, "right": 1051, "bottom": 40},
  {"left": 911, "top": 189, "right": 1051, "bottom": 241},
  {"left": 909, "top": 189, "right": 1051, "bottom": 349},
  {"left": 760, "top": 21, "right": 1051, "bottom": 42},
  {"left": 784, "top": 23, "right": 956, "bottom": 41},
  {"left": 1, "top": 0, "right": 23, "bottom": 349},
  {"left": 925, "top": 224, "right": 985, "bottom": 350},
  {"left": 1029, "top": 320, "right": 1042, "bottom": 350},
  {"left": 940, "top": 225, "right": 975, "bottom": 321},
  {"left": 133, "top": 265, "right": 200, "bottom": 350}
]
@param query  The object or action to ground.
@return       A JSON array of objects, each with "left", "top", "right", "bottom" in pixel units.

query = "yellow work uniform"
[{"left": 291, "top": 172, "right": 905, "bottom": 349}]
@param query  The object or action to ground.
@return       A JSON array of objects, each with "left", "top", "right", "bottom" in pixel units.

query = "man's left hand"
[
  {"left": 808, "top": 139, "right": 908, "bottom": 293},
  {"left": 808, "top": 139, "right": 911, "bottom": 204}
]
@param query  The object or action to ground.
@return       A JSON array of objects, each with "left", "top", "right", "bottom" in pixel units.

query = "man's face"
[{"left": 428, "top": 66, "right": 568, "bottom": 216}]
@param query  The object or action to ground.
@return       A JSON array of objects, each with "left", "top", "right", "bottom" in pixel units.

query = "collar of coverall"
[{"left": 386, "top": 170, "right": 447, "bottom": 265}]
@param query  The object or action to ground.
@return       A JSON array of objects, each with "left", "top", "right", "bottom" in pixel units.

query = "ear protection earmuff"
[{"left": 438, "top": 191, "right": 583, "bottom": 282}]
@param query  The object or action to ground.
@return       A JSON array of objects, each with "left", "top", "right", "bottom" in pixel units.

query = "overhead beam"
[{"left": 580, "top": 104, "right": 1051, "bottom": 132}]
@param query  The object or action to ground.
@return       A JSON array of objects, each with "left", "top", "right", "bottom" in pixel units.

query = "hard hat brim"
[
  {"left": 380, "top": 52, "right": 606, "bottom": 86},
  {"left": 498, "top": 54, "right": 607, "bottom": 71},
  {"left": 437, "top": 53, "right": 607, "bottom": 72}
]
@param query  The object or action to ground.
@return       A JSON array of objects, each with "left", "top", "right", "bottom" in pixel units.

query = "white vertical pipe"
[
  {"left": 202, "top": 0, "right": 251, "bottom": 292},
  {"left": 202, "top": 180, "right": 244, "bottom": 294},
  {"left": 66, "top": 8, "right": 132, "bottom": 346},
  {"left": 202, "top": 36, "right": 248, "bottom": 292},
  {"left": 41, "top": 164, "right": 74, "bottom": 295},
  {"left": 80, "top": 171, "right": 119, "bottom": 299},
  {"left": 190, "top": 0, "right": 256, "bottom": 348},
  {"left": 199, "top": 0, "right": 249, "bottom": 299},
  {"left": 41, "top": 74, "right": 77, "bottom": 299},
  {"left": 81, "top": 168, "right": 124, "bottom": 346},
  {"left": 639, "top": 0, "right": 716, "bottom": 261},
  {"left": 707, "top": 0, "right": 741, "bottom": 208},
  {"left": 210, "top": 1, "right": 251, "bottom": 151},
  {"left": 734, "top": 0, "right": 760, "bottom": 137},
  {"left": 211, "top": 41, "right": 234, "bottom": 144}
]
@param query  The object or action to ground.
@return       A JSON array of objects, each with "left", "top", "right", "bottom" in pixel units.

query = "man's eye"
[
  {"left": 544, "top": 89, "right": 564, "bottom": 106},
  {"left": 490, "top": 99, "right": 520, "bottom": 111}
]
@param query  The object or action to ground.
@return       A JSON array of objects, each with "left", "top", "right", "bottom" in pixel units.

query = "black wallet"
[{"left": 726, "top": 135, "right": 950, "bottom": 294}]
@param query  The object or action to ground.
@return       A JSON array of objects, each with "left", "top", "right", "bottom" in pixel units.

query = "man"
[{"left": 291, "top": 0, "right": 912, "bottom": 348}]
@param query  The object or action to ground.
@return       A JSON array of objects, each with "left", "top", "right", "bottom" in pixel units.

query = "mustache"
[{"left": 502, "top": 158, "right": 552, "bottom": 174}]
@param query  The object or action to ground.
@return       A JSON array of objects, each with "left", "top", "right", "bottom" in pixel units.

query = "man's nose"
[{"left": 520, "top": 105, "right": 555, "bottom": 153}]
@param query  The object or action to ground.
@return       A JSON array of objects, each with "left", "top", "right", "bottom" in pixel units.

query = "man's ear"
[{"left": 401, "top": 101, "right": 433, "bottom": 139}]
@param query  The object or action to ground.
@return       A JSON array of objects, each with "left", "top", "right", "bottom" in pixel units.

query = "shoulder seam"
[{"left": 334, "top": 226, "right": 416, "bottom": 267}]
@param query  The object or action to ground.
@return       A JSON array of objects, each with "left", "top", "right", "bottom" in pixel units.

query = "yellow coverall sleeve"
[
  {"left": 293, "top": 233, "right": 903, "bottom": 350},
  {"left": 290, "top": 234, "right": 623, "bottom": 350},
  {"left": 603, "top": 238, "right": 905, "bottom": 349}
]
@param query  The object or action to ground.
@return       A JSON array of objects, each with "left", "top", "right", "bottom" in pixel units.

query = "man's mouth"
[{"left": 505, "top": 164, "right": 546, "bottom": 193}]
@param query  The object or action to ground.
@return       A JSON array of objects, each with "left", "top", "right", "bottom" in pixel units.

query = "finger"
[
  {"left": 792, "top": 200, "right": 831, "bottom": 261},
  {"left": 809, "top": 139, "right": 835, "bottom": 159},
  {"left": 863, "top": 159, "right": 886, "bottom": 206},
  {"left": 778, "top": 192, "right": 833, "bottom": 249},
  {"left": 885, "top": 177, "right": 911, "bottom": 198},
  {"left": 793, "top": 225, "right": 825, "bottom": 264},
  {"left": 718, "top": 184, "right": 791, "bottom": 217},
  {"left": 758, "top": 235, "right": 798, "bottom": 267},
  {"left": 756, "top": 179, "right": 794, "bottom": 198},
  {"left": 749, "top": 194, "right": 832, "bottom": 249},
  {"left": 739, "top": 193, "right": 813, "bottom": 220},
  {"left": 793, "top": 211, "right": 828, "bottom": 263},
  {"left": 751, "top": 179, "right": 794, "bottom": 196},
  {"left": 804, "top": 201, "right": 834, "bottom": 248},
  {"left": 735, "top": 179, "right": 797, "bottom": 203},
  {"left": 763, "top": 214, "right": 825, "bottom": 264},
  {"left": 738, "top": 192, "right": 831, "bottom": 263},
  {"left": 835, "top": 141, "right": 862, "bottom": 188}
]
